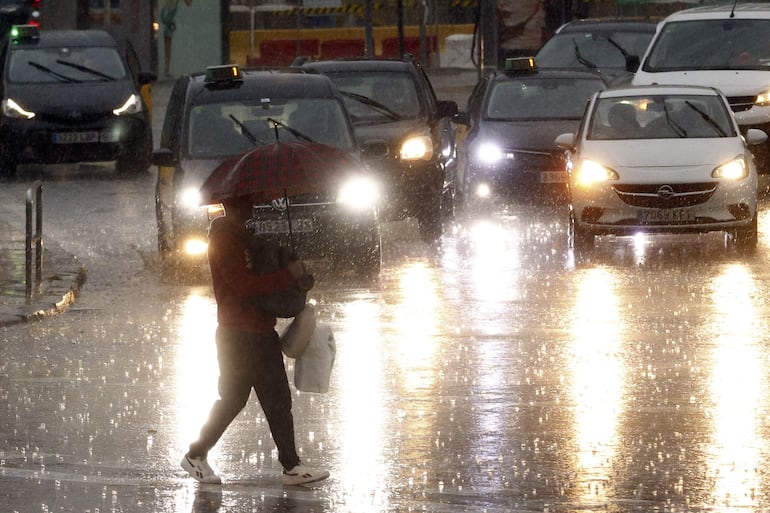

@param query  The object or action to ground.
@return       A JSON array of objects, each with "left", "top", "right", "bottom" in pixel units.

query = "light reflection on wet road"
[{"left": 3, "top": 176, "right": 770, "bottom": 511}]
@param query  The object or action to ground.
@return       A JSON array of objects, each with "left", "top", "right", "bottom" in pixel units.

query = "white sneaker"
[
  {"left": 282, "top": 464, "right": 330, "bottom": 485},
  {"left": 181, "top": 454, "right": 222, "bottom": 484}
]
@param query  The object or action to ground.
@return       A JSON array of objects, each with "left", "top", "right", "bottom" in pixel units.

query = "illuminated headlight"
[
  {"left": 476, "top": 143, "right": 509, "bottom": 165},
  {"left": 113, "top": 94, "right": 143, "bottom": 115},
  {"left": 2, "top": 98, "right": 35, "bottom": 119},
  {"left": 712, "top": 156, "right": 748, "bottom": 180},
  {"left": 575, "top": 159, "right": 618, "bottom": 186},
  {"left": 184, "top": 239, "right": 208, "bottom": 256},
  {"left": 180, "top": 187, "right": 203, "bottom": 210},
  {"left": 337, "top": 176, "right": 379, "bottom": 210},
  {"left": 475, "top": 182, "right": 491, "bottom": 198},
  {"left": 207, "top": 203, "right": 225, "bottom": 220},
  {"left": 400, "top": 135, "right": 433, "bottom": 160},
  {"left": 756, "top": 89, "right": 770, "bottom": 107}
]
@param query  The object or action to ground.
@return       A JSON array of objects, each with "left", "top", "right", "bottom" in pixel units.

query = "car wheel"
[
  {"left": 731, "top": 214, "right": 758, "bottom": 252},
  {"left": 569, "top": 210, "right": 594, "bottom": 253},
  {"left": 116, "top": 130, "right": 152, "bottom": 176},
  {"left": 0, "top": 152, "right": 18, "bottom": 178},
  {"left": 353, "top": 243, "right": 382, "bottom": 278}
]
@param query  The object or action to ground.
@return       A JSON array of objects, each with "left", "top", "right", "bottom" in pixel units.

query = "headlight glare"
[
  {"left": 2, "top": 98, "right": 35, "bottom": 119},
  {"left": 180, "top": 187, "right": 203, "bottom": 209},
  {"left": 756, "top": 89, "right": 770, "bottom": 107},
  {"left": 712, "top": 156, "right": 747, "bottom": 180},
  {"left": 184, "top": 239, "right": 208, "bottom": 256},
  {"left": 477, "top": 143, "right": 504, "bottom": 164},
  {"left": 337, "top": 176, "right": 379, "bottom": 210},
  {"left": 400, "top": 135, "right": 433, "bottom": 160},
  {"left": 113, "top": 94, "right": 142, "bottom": 115},
  {"left": 576, "top": 159, "right": 618, "bottom": 186}
]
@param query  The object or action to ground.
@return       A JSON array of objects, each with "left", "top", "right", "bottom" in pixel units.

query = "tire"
[
  {"left": 731, "top": 214, "right": 758, "bottom": 252},
  {"left": 116, "top": 129, "right": 152, "bottom": 176},
  {"left": 349, "top": 223, "right": 382, "bottom": 277},
  {"left": 569, "top": 210, "right": 594, "bottom": 253},
  {"left": 0, "top": 152, "right": 17, "bottom": 178}
]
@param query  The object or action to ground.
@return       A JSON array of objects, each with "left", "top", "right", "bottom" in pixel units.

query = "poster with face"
[
  {"left": 497, "top": 0, "right": 546, "bottom": 52},
  {"left": 158, "top": 0, "right": 222, "bottom": 77}
]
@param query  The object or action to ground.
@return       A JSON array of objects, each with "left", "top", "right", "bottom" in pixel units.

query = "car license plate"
[
  {"left": 637, "top": 208, "right": 696, "bottom": 223},
  {"left": 52, "top": 131, "right": 100, "bottom": 144},
  {"left": 540, "top": 171, "right": 567, "bottom": 183},
  {"left": 253, "top": 218, "right": 313, "bottom": 234}
]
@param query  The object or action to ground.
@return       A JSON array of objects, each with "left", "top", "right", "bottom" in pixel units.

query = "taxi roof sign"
[
  {"left": 504, "top": 57, "right": 537, "bottom": 73},
  {"left": 205, "top": 65, "right": 242, "bottom": 83},
  {"left": 10, "top": 25, "right": 40, "bottom": 44}
]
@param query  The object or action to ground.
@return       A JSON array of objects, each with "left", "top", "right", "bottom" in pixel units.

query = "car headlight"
[
  {"left": 183, "top": 238, "right": 208, "bottom": 256},
  {"left": 756, "top": 89, "right": 770, "bottom": 107},
  {"left": 400, "top": 135, "right": 433, "bottom": 160},
  {"left": 476, "top": 143, "right": 513, "bottom": 165},
  {"left": 712, "top": 156, "right": 748, "bottom": 180},
  {"left": 575, "top": 159, "right": 618, "bottom": 186},
  {"left": 180, "top": 187, "right": 203, "bottom": 210},
  {"left": 337, "top": 175, "right": 379, "bottom": 211},
  {"left": 2, "top": 98, "right": 35, "bottom": 119},
  {"left": 113, "top": 94, "right": 143, "bottom": 116}
]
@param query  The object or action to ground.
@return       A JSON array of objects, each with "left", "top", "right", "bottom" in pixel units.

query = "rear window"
[
  {"left": 537, "top": 30, "right": 654, "bottom": 70},
  {"left": 324, "top": 71, "right": 423, "bottom": 122},
  {"left": 643, "top": 19, "right": 770, "bottom": 71},
  {"left": 8, "top": 46, "right": 127, "bottom": 83}
]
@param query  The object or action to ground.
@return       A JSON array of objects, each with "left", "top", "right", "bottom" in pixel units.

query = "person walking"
[{"left": 180, "top": 195, "right": 328, "bottom": 486}]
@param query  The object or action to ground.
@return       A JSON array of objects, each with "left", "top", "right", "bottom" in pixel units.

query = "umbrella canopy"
[{"left": 199, "top": 140, "right": 362, "bottom": 205}]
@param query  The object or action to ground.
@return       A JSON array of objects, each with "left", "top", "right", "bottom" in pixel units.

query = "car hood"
[
  {"left": 581, "top": 138, "right": 746, "bottom": 172},
  {"left": 633, "top": 70, "right": 768, "bottom": 96},
  {"left": 352, "top": 116, "right": 431, "bottom": 144},
  {"left": 477, "top": 119, "right": 582, "bottom": 152},
  {"left": 5, "top": 80, "right": 138, "bottom": 113}
]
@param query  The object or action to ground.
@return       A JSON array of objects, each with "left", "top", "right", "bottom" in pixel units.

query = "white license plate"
[
  {"left": 253, "top": 218, "right": 313, "bottom": 234},
  {"left": 637, "top": 208, "right": 696, "bottom": 223},
  {"left": 540, "top": 171, "right": 567, "bottom": 183},
  {"left": 52, "top": 131, "right": 118, "bottom": 144}
]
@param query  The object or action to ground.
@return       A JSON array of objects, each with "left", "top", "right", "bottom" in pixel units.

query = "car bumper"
[
  {"left": 0, "top": 115, "right": 148, "bottom": 164},
  {"left": 368, "top": 157, "right": 445, "bottom": 216},
  {"left": 466, "top": 162, "right": 568, "bottom": 200},
  {"left": 571, "top": 177, "right": 757, "bottom": 235}
]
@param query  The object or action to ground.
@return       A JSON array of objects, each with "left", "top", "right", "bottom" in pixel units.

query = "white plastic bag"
[
  {"left": 294, "top": 324, "right": 336, "bottom": 393},
  {"left": 279, "top": 303, "right": 316, "bottom": 358}
]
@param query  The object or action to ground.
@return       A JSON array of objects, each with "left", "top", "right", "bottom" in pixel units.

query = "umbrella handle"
[{"left": 284, "top": 188, "right": 294, "bottom": 253}]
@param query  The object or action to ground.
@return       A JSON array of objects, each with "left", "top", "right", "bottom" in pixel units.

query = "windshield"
[
  {"left": 325, "top": 70, "right": 423, "bottom": 122},
  {"left": 186, "top": 97, "right": 356, "bottom": 158},
  {"left": 485, "top": 77, "right": 604, "bottom": 120},
  {"left": 644, "top": 19, "right": 770, "bottom": 71},
  {"left": 588, "top": 94, "right": 736, "bottom": 140},
  {"left": 536, "top": 31, "right": 654, "bottom": 70},
  {"left": 8, "top": 46, "right": 127, "bottom": 83}
]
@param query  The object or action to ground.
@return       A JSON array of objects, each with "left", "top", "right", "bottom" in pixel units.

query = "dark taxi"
[
  {"left": 0, "top": 25, "right": 154, "bottom": 176},
  {"left": 297, "top": 58, "right": 458, "bottom": 242},
  {"left": 454, "top": 57, "right": 609, "bottom": 207},
  {"left": 153, "top": 65, "right": 382, "bottom": 276}
]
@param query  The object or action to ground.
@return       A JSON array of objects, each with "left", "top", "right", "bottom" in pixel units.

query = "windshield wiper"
[
  {"left": 55, "top": 59, "right": 116, "bottom": 81},
  {"left": 663, "top": 103, "right": 687, "bottom": 137},
  {"left": 27, "top": 61, "right": 80, "bottom": 83},
  {"left": 228, "top": 114, "right": 266, "bottom": 146},
  {"left": 684, "top": 100, "right": 727, "bottom": 136},
  {"left": 572, "top": 38, "right": 598, "bottom": 70},
  {"left": 605, "top": 36, "right": 632, "bottom": 61},
  {"left": 339, "top": 90, "right": 402, "bottom": 120},
  {"left": 266, "top": 117, "right": 317, "bottom": 143}
]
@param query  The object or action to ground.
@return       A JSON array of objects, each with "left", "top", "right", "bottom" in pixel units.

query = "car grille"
[
  {"left": 612, "top": 182, "right": 718, "bottom": 208},
  {"left": 504, "top": 149, "right": 557, "bottom": 170},
  {"left": 727, "top": 95, "right": 756, "bottom": 113}
]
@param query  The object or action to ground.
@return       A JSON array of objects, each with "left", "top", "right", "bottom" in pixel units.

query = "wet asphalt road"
[{"left": 3, "top": 73, "right": 770, "bottom": 512}]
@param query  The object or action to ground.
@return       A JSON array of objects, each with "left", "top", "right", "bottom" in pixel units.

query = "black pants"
[{"left": 188, "top": 327, "right": 300, "bottom": 470}]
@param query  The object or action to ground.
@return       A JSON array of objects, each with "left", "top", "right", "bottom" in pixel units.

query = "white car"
[
  {"left": 555, "top": 85, "right": 767, "bottom": 252},
  {"left": 631, "top": 3, "right": 770, "bottom": 173}
]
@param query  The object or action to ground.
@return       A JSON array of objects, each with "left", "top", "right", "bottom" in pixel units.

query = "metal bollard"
[{"left": 25, "top": 181, "right": 42, "bottom": 303}]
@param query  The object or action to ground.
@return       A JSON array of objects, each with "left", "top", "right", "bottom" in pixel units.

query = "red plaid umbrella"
[{"left": 199, "top": 140, "right": 361, "bottom": 205}]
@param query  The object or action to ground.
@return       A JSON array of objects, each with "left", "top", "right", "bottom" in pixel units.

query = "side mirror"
[
  {"left": 555, "top": 133, "right": 576, "bottom": 150},
  {"left": 152, "top": 148, "right": 177, "bottom": 167},
  {"left": 360, "top": 139, "right": 389, "bottom": 159},
  {"left": 436, "top": 100, "right": 458, "bottom": 119},
  {"left": 137, "top": 71, "right": 157, "bottom": 85},
  {"left": 746, "top": 128, "right": 768, "bottom": 146},
  {"left": 453, "top": 111, "right": 470, "bottom": 126}
]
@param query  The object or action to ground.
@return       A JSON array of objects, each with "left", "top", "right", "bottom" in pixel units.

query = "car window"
[
  {"left": 8, "top": 46, "right": 127, "bottom": 83},
  {"left": 588, "top": 94, "right": 736, "bottom": 140},
  {"left": 485, "top": 77, "right": 603, "bottom": 120},
  {"left": 325, "top": 71, "right": 423, "bottom": 121},
  {"left": 644, "top": 19, "right": 770, "bottom": 71},
  {"left": 185, "top": 97, "right": 355, "bottom": 158},
  {"left": 537, "top": 31, "right": 654, "bottom": 69}
]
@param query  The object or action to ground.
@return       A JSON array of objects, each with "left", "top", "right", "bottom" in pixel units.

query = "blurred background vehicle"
[
  {"left": 0, "top": 0, "right": 39, "bottom": 39},
  {"left": 453, "top": 57, "right": 608, "bottom": 209}
]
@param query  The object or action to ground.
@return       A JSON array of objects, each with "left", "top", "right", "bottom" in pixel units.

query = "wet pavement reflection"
[{"left": 3, "top": 191, "right": 770, "bottom": 512}]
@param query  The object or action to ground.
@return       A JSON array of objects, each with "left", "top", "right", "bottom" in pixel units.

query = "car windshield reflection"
[{"left": 485, "top": 78, "right": 602, "bottom": 120}]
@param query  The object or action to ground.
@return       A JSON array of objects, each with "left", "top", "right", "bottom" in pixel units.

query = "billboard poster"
[
  {"left": 157, "top": 0, "right": 222, "bottom": 77},
  {"left": 497, "top": 0, "right": 548, "bottom": 55}
]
